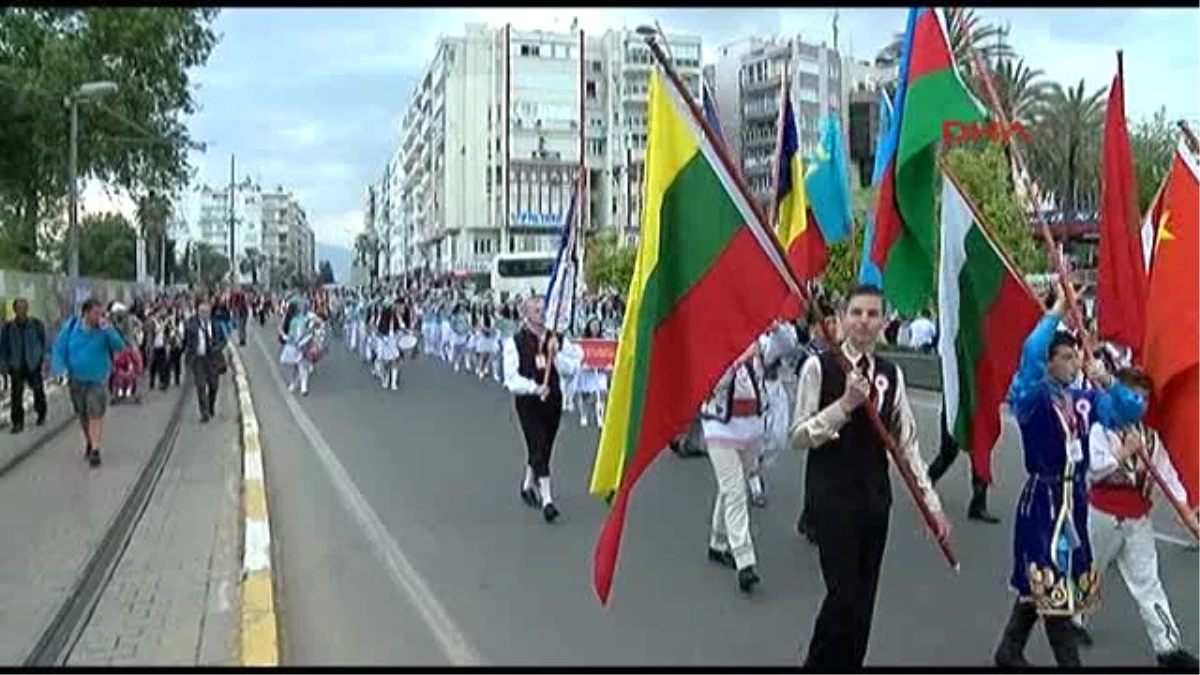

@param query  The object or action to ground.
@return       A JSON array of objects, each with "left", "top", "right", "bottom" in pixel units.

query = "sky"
[{"left": 83, "top": 7, "right": 1200, "bottom": 252}]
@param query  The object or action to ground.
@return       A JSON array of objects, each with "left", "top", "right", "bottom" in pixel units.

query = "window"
[
  {"left": 585, "top": 81, "right": 597, "bottom": 99},
  {"left": 519, "top": 43, "right": 541, "bottom": 57},
  {"left": 591, "top": 60, "right": 602, "bottom": 73}
]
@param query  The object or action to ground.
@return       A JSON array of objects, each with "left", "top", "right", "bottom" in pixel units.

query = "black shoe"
[
  {"left": 200, "top": 414, "right": 211, "bottom": 423},
  {"left": 994, "top": 601, "right": 1038, "bottom": 668},
  {"left": 707, "top": 547, "right": 736, "bottom": 569},
  {"left": 10, "top": 424, "right": 22, "bottom": 434},
  {"left": 36, "top": 416, "right": 45, "bottom": 426},
  {"left": 1157, "top": 650, "right": 1199, "bottom": 669},
  {"left": 1071, "top": 622, "right": 1094, "bottom": 647},
  {"left": 968, "top": 508, "right": 1001, "bottom": 524},
  {"left": 87, "top": 448, "right": 101, "bottom": 468},
  {"left": 520, "top": 487, "right": 539, "bottom": 508},
  {"left": 737, "top": 566, "right": 760, "bottom": 593},
  {"left": 542, "top": 503, "right": 560, "bottom": 523}
]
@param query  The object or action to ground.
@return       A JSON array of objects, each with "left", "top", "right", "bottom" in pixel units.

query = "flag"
[
  {"left": 544, "top": 179, "right": 581, "bottom": 333},
  {"left": 804, "top": 115, "right": 854, "bottom": 249},
  {"left": 774, "top": 75, "right": 817, "bottom": 288},
  {"left": 1096, "top": 58, "right": 1147, "bottom": 358},
  {"left": 589, "top": 66, "right": 797, "bottom": 604},
  {"left": 937, "top": 174, "right": 1042, "bottom": 484},
  {"left": 702, "top": 80, "right": 725, "bottom": 146},
  {"left": 858, "top": 90, "right": 893, "bottom": 288},
  {"left": 1141, "top": 175, "right": 1166, "bottom": 272},
  {"left": 869, "top": 7, "right": 987, "bottom": 315},
  {"left": 1142, "top": 141, "right": 1200, "bottom": 508}
]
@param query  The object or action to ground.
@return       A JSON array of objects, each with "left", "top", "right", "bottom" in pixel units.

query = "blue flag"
[
  {"left": 545, "top": 180, "right": 581, "bottom": 334},
  {"left": 702, "top": 80, "right": 725, "bottom": 146},
  {"left": 858, "top": 90, "right": 894, "bottom": 288},
  {"left": 804, "top": 115, "right": 854, "bottom": 245}
]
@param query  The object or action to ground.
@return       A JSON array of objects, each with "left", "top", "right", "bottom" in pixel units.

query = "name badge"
[{"left": 535, "top": 355, "right": 547, "bottom": 370}]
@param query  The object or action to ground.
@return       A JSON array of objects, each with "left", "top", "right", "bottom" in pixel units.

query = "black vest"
[
  {"left": 807, "top": 351, "right": 899, "bottom": 513},
  {"left": 513, "top": 328, "right": 561, "bottom": 399}
]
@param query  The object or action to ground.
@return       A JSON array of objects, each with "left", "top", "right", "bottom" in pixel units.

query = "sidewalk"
[
  {"left": 0, "top": 380, "right": 72, "bottom": 475},
  {"left": 0, "top": 377, "right": 241, "bottom": 666}
]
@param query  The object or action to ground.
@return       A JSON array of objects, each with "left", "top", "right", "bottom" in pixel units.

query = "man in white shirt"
[{"left": 906, "top": 312, "right": 936, "bottom": 352}]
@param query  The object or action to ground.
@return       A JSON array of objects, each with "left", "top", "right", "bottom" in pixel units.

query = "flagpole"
[
  {"left": 964, "top": 41, "right": 1198, "bottom": 539},
  {"left": 644, "top": 35, "right": 959, "bottom": 570}
]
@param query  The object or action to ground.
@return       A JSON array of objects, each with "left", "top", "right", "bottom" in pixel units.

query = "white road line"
[{"left": 250, "top": 330, "right": 482, "bottom": 666}]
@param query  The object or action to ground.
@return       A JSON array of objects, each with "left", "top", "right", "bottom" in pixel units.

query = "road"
[{"left": 240, "top": 321, "right": 1197, "bottom": 667}]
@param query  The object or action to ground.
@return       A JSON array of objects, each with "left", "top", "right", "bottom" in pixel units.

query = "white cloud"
[
  {"left": 310, "top": 208, "right": 365, "bottom": 247},
  {"left": 80, "top": 180, "right": 138, "bottom": 222}
]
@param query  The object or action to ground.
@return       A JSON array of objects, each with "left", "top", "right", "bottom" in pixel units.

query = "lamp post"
[{"left": 66, "top": 80, "right": 119, "bottom": 281}]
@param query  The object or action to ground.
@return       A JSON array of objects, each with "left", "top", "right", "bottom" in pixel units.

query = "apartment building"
[
  {"left": 192, "top": 181, "right": 314, "bottom": 286},
  {"left": 194, "top": 181, "right": 262, "bottom": 284},
  {"left": 386, "top": 23, "right": 701, "bottom": 283}
]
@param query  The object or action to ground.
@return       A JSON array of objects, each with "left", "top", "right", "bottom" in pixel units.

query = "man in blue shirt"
[{"left": 51, "top": 298, "right": 126, "bottom": 467}]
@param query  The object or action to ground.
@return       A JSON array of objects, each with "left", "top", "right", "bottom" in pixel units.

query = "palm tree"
[
  {"left": 239, "top": 247, "right": 266, "bottom": 286},
  {"left": 989, "top": 58, "right": 1052, "bottom": 128},
  {"left": 1027, "top": 79, "right": 1108, "bottom": 213},
  {"left": 135, "top": 191, "right": 172, "bottom": 284},
  {"left": 876, "top": 8, "right": 1014, "bottom": 96},
  {"left": 354, "top": 230, "right": 380, "bottom": 281}
]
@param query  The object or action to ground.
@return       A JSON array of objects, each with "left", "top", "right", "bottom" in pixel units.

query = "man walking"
[
  {"left": 51, "top": 299, "right": 125, "bottom": 467},
  {"left": 0, "top": 298, "right": 48, "bottom": 433},
  {"left": 183, "top": 299, "right": 226, "bottom": 423}
]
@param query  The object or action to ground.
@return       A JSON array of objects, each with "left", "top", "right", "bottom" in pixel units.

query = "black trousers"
[
  {"left": 169, "top": 347, "right": 184, "bottom": 386},
  {"left": 515, "top": 394, "right": 561, "bottom": 478},
  {"left": 9, "top": 365, "right": 47, "bottom": 426},
  {"left": 149, "top": 347, "right": 170, "bottom": 389},
  {"left": 191, "top": 360, "right": 219, "bottom": 416},
  {"left": 804, "top": 504, "right": 890, "bottom": 669},
  {"left": 929, "top": 411, "right": 990, "bottom": 512}
]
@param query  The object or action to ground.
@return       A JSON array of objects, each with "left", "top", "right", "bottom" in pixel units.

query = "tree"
[
  {"left": 186, "top": 241, "right": 230, "bottom": 290},
  {"left": 944, "top": 143, "right": 1048, "bottom": 275},
  {"left": 135, "top": 190, "right": 172, "bottom": 283},
  {"left": 585, "top": 230, "right": 636, "bottom": 295},
  {"left": 1027, "top": 79, "right": 1108, "bottom": 212},
  {"left": 1129, "top": 107, "right": 1177, "bottom": 214},
  {"left": 353, "top": 231, "right": 380, "bottom": 282},
  {"left": 54, "top": 212, "right": 137, "bottom": 280},
  {"left": 239, "top": 247, "right": 266, "bottom": 286},
  {"left": 317, "top": 259, "right": 336, "bottom": 285},
  {"left": 0, "top": 8, "right": 219, "bottom": 264}
]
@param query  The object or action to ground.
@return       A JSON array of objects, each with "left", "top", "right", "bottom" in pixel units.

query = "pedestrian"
[
  {"left": 926, "top": 408, "right": 1000, "bottom": 523},
  {"left": 279, "top": 299, "right": 321, "bottom": 396},
  {"left": 756, "top": 318, "right": 801, "bottom": 507},
  {"left": 790, "top": 284, "right": 949, "bottom": 669},
  {"left": 1070, "top": 367, "right": 1199, "bottom": 668},
  {"left": 992, "top": 286, "right": 1144, "bottom": 668},
  {"left": 168, "top": 306, "right": 185, "bottom": 387},
  {"left": 794, "top": 296, "right": 839, "bottom": 543},
  {"left": 571, "top": 317, "right": 609, "bottom": 427},
  {"left": 375, "top": 299, "right": 402, "bottom": 391},
  {"left": 146, "top": 309, "right": 172, "bottom": 391},
  {"left": 183, "top": 299, "right": 227, "bottom": 423},
  {"left": 699, "top": 341, "right": 767, "bottom": 593},
  {"left": 51, "top": 298, "right": 126, "bottom": 467},
  {"left": 0, "top": 298, "right": 48, "bottom": 433},
  {"left": 502, "top": 295, "right": 581, "bottom": 524}
]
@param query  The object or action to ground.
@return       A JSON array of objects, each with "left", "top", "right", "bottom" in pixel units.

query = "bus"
[{"left": 490, "top": 252, "right": 557, "bottom": 302}]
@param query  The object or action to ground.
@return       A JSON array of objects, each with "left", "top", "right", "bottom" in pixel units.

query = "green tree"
[
  {"left": 820, "top": 186, "right": 875, "bottom": 299},
  {"left": 186, "top": 241, "right": 230, "bottom": 289},
  {"left": 135, "top": 190, "right": 172, "bottom": 283},
  {"left": 55, "top": 212, "right": 136, "bottom": 280},
  {"left": 239, "top": 247, "right": 267, "bottom": 286},
  {"left": 944, "top": 143, "right": 1048, "bottom": 274},
  {"left": 0, "top": 8, "right": 219, "bottom": 264},
  {"left": 317, "top": 259, "right": 336, "bottom": 285},
  {"left": 1028, "top": 79, "right": 1108, "bottom": 212},
  {"left": 585, "top": 230, "right": 636, "bottom": 295},
  {"left": 1129, "top": 107, "right": 1177, "bottom": 214}
]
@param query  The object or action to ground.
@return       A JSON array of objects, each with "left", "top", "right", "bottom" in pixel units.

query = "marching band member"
[
  {"left": 993, "top": 287, "right": 1144, "bottom": 668},
  {"left": 571, "top": 317, "right": 609, "bottom": 428},
  {"left": 473, "top": 303, "right": 500, "bottom": 381},
  {"left": 1075, "top": 367, "right": 1199, "bottom": 668},
  {"left": 375, "top": 298, "right": 402, "bottom": 390},
  {"left": 449, "top": 303, "right": 471, "bottom": 372},
  {"left": 503, "top": 295, "right": 581, "bottom": 524},
  {"left": 279, "top": 299, "right": 323, "bottom": 396},
  {"left": 699, "top": 340, "right": 767, "bottom": 593}
]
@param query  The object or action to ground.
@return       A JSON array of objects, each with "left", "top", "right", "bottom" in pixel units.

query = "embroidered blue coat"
[{"left": 1006, "top": 315, "right": 1144, "bottom": 616}]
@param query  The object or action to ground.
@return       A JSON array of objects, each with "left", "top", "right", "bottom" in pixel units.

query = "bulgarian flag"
[
  {"left": 937, "top": 173, "right": 1041, "bottom": 484},
  {"left": 588, "top": 66, "right": 800, "bottom": 604},
  {"left": 870, "top": 7, "right": 987, "bottom": 315}
]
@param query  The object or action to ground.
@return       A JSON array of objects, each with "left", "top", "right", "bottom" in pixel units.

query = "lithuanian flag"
[
  {"left": 870, "top": 7, "right": 986, "bottom": 315},
  {"left": 589, "top": 66, "right": 798, "bottom": 604}
]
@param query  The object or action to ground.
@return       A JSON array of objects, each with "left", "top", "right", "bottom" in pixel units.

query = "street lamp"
[{"left": 66, "top": 80, "right": 119, "bottom": 281}]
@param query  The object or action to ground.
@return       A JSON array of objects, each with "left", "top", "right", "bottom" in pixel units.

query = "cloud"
[{"left": 179, "top": 8, "right": 1198, "bottom": 250}]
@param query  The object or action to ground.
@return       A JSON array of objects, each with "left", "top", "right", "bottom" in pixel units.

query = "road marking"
[
  {"left": 230, "top": 346, "right": 279, "bottom": 667},
  {"left": 251, "top": 329, "right": 482, "bottom": 666}
]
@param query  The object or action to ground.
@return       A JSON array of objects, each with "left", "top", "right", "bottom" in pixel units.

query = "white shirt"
[
  {"left": 1088, "top": 423, "right": 1187, "bottom": 505},
  {"left": 197, "top": 320, "right": 209, "bottom": 357},
  {"left": 907, "top": 317, "right": 936, "bottom": 350},
  {"left": 502, "top": 328, "right": 582, "bottom": 396}
]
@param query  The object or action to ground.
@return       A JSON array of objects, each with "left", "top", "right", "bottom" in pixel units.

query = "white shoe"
[
  {"left": 288, "top": 381, "right": 297, "bottom": 392},
  {"left": 580, "top": 416, "right": 589, "bottom": 427}
]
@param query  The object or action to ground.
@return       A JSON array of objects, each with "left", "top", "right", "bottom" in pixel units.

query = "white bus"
[{"left": 490, "top": 252, "right": 557, "bottom": 301}]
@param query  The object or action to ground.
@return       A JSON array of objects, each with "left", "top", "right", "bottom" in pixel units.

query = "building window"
[
  {"left": 591, "top": 60, "right": 602, "bottom": 73},
  {"left": 585, "top": 81, "right": 597, "bottom": 99},
  {"left": 519, "top": 43, "right": 540, "bottom": 57}
]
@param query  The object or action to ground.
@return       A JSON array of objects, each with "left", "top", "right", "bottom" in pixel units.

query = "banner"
[{"left": 576, "top": 338, "right": 617, "bottom": 370}]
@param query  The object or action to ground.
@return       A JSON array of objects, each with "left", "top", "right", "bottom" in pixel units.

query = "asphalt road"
[{"left": 241, "top": 321, "right": 1197, "bottom": 667}]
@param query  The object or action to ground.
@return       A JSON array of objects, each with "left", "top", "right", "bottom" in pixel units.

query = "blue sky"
[{"left": 115, "top": 8, "right": 1200, "bottom": 250}]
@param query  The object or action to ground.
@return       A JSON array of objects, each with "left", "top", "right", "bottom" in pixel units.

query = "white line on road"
[{"left": 250, "top": 330, "right": 482, "bottom": 666}]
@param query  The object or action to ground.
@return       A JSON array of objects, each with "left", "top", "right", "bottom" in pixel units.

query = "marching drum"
[{"left": 398, "top": 332, "right": 419, "bottom": 353}]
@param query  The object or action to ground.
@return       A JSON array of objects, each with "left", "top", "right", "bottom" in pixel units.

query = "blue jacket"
[{"left": 51, "top": 318, "right": 127, "bottom": 385}]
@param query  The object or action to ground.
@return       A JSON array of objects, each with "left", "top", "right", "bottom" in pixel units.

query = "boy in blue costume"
[{"left": 993, "top": 287, "right": 1145, "bottom": 668}]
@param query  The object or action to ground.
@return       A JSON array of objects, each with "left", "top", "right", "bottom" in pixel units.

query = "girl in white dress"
[
  {"left": 374, "top": 299, "right": 402, "bottom": 390},
  {"left": 279, "top": 299, "right": 322, "bottom": 396},
  {"left": 473, "top": 304, "right": 500, "bottom": 381},
  {"left": 448, "top": 304, "right": 471, "bottom": 372},
  {"left": 572, "top": 317, "right": 610, "bottom": 428}
]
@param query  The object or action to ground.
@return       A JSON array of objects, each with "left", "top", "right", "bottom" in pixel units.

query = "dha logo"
[{"left": 942, "top": 120, "right": 1032, "bottom": 146}]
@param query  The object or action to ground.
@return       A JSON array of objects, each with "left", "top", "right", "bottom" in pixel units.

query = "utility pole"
[{"left": 229, "top": 154, "right": 236, "bottom": 284}]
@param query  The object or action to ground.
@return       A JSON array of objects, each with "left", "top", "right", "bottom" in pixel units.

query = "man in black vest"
[
  {"left": 501, "top": 295, "right": 579, "bottom": 523},
  {"left": 790, "top": 284, "right": 949, "bottom": 668}
]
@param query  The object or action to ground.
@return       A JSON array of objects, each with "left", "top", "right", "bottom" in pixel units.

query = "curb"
[{"left": 230, "top": 346, "right": 279, "bottom": 666}]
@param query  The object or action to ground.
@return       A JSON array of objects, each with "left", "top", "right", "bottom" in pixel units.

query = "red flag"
[
  {"left": 1097, "top": 54, "right": 1147, "bottom": 357},
  {"left": 1142, "top": 142, "right": 1200, "bottom": 508}
]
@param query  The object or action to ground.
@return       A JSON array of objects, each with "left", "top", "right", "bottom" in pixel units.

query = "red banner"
[{"left": 577, "top": 338, "right": 617, "bottom": 370}]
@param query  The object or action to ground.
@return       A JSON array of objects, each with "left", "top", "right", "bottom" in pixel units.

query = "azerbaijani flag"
[
  {"left": 803, "top": 115, "right": 855, "bottom": 266},
  {"left": 544, "top": 178, "right": 581, "bottom": 334},
  {"left": 937, "top": 173, "right": 1042, "bottom": 484},
  {"left": 858, "top": 89, "right": 893, "bottom": 288},
  {"left": 870, "top": 7, "right": 987, "bottom": 315},
  {"left": 589, "top": 66, "right": 800, "bottom": 604}
]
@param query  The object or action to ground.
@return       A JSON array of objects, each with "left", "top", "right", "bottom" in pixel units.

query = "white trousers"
[
  {"left": 289, "top": 360, "right": 312, "bottom": 394},
  {"left": 1087, "top": 509, "right": 1184, "bottom": 654},
  {"left": 705, "top": 441, "right": 758, "bottom": 570}
]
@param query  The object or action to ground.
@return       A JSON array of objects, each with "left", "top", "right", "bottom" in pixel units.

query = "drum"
[{"left": 398, "top": 332, "right": 418, "bottom": 352}]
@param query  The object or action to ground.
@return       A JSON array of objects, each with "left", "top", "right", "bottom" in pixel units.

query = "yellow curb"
[{"left": 231, "top": 346, "right": 280, "bottom": 666}]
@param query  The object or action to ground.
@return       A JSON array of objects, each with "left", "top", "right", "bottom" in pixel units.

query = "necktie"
[{"left": 856, "top": 355, "right": 870, "bottom": 378}]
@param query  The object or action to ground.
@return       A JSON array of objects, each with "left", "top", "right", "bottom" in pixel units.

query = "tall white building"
[
  {"left": 192, "top": 181, "right": 314, "bottom": 286},
  {"left": 386, "top": 23, "right": 702, "bottom": 284},
  {"left": 194, "top": 181, "right": 262, "bottom": 284}
]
